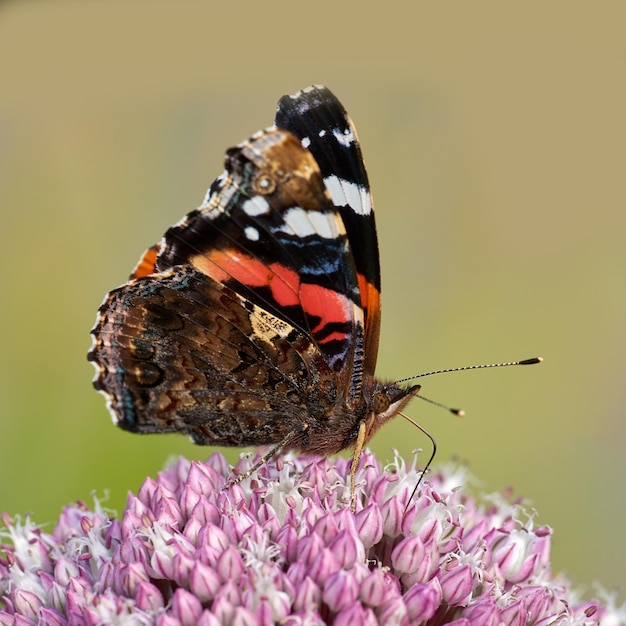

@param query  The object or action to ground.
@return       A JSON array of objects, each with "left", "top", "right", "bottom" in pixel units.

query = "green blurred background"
[{"left": 2, "top": 0, "right": 625, "bottom": 599}]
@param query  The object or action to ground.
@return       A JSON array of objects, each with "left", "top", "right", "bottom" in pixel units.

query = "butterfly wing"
[
  {"left": 275, "top": 86, "right": 381, "bottom": 376},
  {"left": 90, "top": 264, "right": 345, "bottom": 448},
  {"left": 90, "top": 127, "right": 370, "bottom": 444}
]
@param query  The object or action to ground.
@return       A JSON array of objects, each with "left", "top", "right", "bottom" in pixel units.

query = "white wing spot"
[
  {"left": 332, "top": 127, "right": 355, "bottom": 147},
  {"left": 243, "top": 196, "right": 270, "bottom": 216},
  {"left": 301, "top": 136, "right": 311, "bottom": 149},
  {"left": 324, "top": 175, "right": 372, "bottom": 216},
  {"left": 318, "top": 129, "right": 326, "bottom": 137},
  {"left": 279, "top": 207, "right": 340, "bottom": 239},
  {"left": 244, "top": 226, "right": 260, "bottom": 241}
]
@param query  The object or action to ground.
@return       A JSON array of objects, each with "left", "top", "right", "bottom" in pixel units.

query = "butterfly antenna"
[
  {"left": 415, "top": 393, "right": 465, "bottom": 417},
  {"left": 397, "top": 357, "right": 542, "bottom": 510},
  {"left": 394, "top": 357, "right": 542, "bottom": 386}
]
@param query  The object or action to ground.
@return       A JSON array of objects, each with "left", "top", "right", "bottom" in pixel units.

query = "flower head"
[{"left": 0, "top": 451, "right": 621, "bottom": 625}]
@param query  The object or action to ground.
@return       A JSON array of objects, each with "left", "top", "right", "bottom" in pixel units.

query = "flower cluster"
[{"left": 0, "top": 451, "right": 621, "bottom": 625}]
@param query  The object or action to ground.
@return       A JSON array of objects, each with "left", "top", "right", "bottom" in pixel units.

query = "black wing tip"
[
  {"left": 281, "top": 84, "right": 332, "bottom": 101},
  {"left": 276, "top": 85, "right": 342, "bottom": 117}
]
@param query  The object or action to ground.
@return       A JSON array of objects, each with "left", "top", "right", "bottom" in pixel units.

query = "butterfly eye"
[
  {"left": 254, "top": 174, "right": 275, "bottom": 195},
  {"left": 372, "top": 390, "right": 391, "bottom": 415}
]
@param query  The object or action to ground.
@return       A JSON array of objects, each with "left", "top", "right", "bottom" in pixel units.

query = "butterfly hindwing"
[{"left": 91, "top": 264, "right": 350, "bottom": 450}]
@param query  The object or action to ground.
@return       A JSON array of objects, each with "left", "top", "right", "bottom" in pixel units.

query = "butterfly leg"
[
  {"left": 224, "top": 422, "right": 310, "bottom": 490},
  {"left": 349, "top": 421, "right": 367, "bottom": 513}
]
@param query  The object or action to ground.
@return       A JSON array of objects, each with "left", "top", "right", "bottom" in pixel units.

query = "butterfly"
[{"left": 88, "top": 86, "right": 421, "bottom": 504}]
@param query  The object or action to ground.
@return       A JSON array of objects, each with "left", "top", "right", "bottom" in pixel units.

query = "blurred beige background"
[{"left": 1, "top": 1, "right": 625, "bottom": 599}]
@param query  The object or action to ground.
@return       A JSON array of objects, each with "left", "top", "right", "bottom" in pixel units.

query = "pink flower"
[{"left": 0, "top": 451, "right": 621, "bottom": 625}]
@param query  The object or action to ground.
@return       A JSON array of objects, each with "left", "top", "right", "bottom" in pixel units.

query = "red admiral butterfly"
[{"left": 89, "top": 86, "right": 420, "bottom": 497}]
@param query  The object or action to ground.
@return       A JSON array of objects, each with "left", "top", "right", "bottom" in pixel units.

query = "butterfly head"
[{"left": 362, "top": 380, "right": 421, "bottom": 445}]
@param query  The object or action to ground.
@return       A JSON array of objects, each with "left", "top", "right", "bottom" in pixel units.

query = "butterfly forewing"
[{"left": 275, "top": 86, "right": 381, "bottom": 375}]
